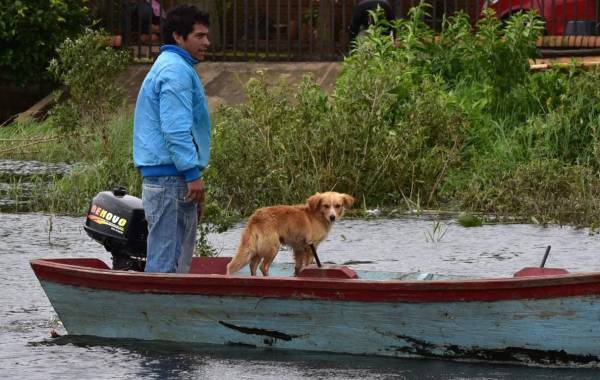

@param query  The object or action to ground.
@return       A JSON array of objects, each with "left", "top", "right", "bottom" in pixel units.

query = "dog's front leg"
[
  {"left": 293, "top": 249, "right": 306, "bottom": 276},
  {"left": 293, "top": 247, "right": 315, "bottom": 276}
]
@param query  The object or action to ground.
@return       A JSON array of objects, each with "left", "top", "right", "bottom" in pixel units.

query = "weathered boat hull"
[{"left": 31, "top": 258, "right": 600, "bottom": 365}]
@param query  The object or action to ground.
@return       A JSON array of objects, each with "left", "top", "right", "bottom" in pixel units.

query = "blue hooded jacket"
[{"left": 133, "top": 45, "right": 211, "bottom": 182}]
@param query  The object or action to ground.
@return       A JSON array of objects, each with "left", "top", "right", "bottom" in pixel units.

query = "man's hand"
[{"left": 186, "top": 178, "right": 205, "bottom": 204}]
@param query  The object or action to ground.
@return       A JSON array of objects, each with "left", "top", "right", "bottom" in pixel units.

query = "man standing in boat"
[{"left": 133, "top": 4, "right": 211, "bottom": 273}]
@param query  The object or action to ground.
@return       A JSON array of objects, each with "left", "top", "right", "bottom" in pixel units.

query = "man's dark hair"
[{"left": 162, "top": 5, "right": 210, "bottom": 44}]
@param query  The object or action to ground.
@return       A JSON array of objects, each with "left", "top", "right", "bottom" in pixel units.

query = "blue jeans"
[{"left": 142, "top": 176, "right": 197, "bottom": 273}]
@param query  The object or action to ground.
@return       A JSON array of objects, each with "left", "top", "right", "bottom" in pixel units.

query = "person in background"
[
  {"left": 133, "top": 4, "right": 211, "bottom": 273},
  {"left": 348, "top": 0, "right": 395, "bottom": 43},
  {"left": 132, "top": 0, "right": 165, "bottom": 42}
]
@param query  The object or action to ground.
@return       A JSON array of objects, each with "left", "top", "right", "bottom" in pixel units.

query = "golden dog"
[{"left": 226, "top": 192, "right": 354, "bottom": 276}]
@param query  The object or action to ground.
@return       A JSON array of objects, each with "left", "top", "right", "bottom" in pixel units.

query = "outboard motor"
[{"left": 84, "top": 187, "right": 148, "bottom": 271}]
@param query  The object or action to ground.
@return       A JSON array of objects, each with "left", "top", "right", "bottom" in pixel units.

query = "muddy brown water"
[{"left": 2, "top": 211, "right": 600, "bottom": 379}]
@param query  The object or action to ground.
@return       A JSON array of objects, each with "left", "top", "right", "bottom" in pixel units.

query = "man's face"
[{"left": 174, "top": 23, "right": 210, "bottom": 61}]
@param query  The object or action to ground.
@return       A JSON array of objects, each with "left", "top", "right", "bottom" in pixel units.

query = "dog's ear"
[
  {"left": 342, "top": 194, "right": 355, "bottom": 207},
  {"left": 308, "top": 193, "right": 322, "bottom": 211}
]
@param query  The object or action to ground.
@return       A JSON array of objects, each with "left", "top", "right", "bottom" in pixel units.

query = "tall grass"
[
  {"left": 209, "top": 4, "right": 600, "bottom": 225},
  {"left": 4, "top": 3, "right": 600, "bottom": 228},
  {"left": 0, "top": 111, "right": 140, "bottom": 214},
  {"left": 34, "top": 112, "right": 141, "bottom": 214},
  {"left": 0, "top": 28, "right": 135, "bottom": 214}
]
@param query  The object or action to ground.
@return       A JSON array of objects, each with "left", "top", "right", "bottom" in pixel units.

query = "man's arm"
[{"left": 158, "top": 68, "right": 200, "bottom": 180}]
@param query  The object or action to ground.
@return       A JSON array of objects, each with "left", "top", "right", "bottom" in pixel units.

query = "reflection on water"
[
  {"left": 2, "top": 212, "right": 600, "bottom": 379},
  {"left": 29, "top": 335, "right": 600, "bottom": 380}
]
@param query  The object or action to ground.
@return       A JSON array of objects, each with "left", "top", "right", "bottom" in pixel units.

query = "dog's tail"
[{"left": 226, "top": 228, "right": 254, "bottom": 275}]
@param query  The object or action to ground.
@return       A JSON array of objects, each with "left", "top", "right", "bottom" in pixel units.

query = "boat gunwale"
[{"left": 30, "top": 258, "right": 600, "bottom": 303}]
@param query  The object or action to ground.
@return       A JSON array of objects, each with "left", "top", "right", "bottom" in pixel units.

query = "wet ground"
[{"left": 2, "top": 211, "right": 600, "bottom": 379}]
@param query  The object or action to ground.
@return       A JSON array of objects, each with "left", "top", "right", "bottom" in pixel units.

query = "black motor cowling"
[{"left": 84, "top": 187, "right": 148, "bottom": 271}]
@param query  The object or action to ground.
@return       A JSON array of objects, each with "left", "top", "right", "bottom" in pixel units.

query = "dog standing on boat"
[{"left": 226, "top": 192, "right": 355, "bottom": 276}]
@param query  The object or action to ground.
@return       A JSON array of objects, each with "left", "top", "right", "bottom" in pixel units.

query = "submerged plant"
[
  {"left": 47, "top": 214, "right": 53, "bottom": 245},
  {"left": 457, "top": 212, "right": 483, "bottom": 228},
  {"left": 425, "top": 219, "right": 449, "bottom": 242}
]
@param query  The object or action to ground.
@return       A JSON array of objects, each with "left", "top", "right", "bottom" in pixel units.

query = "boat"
[
  {"left": 30, "top": 256, "right": 600, "bottom": 366},
  {"left": 32, "top": 188, "right": 600, "bottom": 365}
]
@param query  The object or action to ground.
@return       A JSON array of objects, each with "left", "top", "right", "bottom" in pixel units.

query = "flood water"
[
  {"left": 2, "top": 211, "right": 600, "bottom": 379},
  {"left": 0, "top": 159, "right": 72, "bottom": 208}
]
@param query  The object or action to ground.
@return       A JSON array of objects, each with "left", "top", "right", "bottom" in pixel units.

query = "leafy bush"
[
  {"left": 209, "top": 3, "right": 600, "bottom": 226},
  {"left": 457, "top": 159, "right": 600, "bottom": 225},
  {"left": 48, "top": 28, "right": 131, "bottom": 132},
  {"left": 0, "top": 28, "right": 131, "bottom": 212},
  {"left": 0, "top": 0, "right": 88, "bottom": 86},
  {"left": 6, "top": 2, "right": 600, "bottom": 228}
]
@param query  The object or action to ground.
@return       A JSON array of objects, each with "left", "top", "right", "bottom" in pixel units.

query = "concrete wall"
[
  {"left": 122, "top": 62, "right": 342, "bottom": 111},
  {"left": 10, "top": 62, "right": 342, "bottom": 123}
]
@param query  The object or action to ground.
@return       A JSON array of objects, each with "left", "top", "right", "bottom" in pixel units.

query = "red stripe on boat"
[{"left": 30, "top": 258, "right": 600, "bottom": 303}]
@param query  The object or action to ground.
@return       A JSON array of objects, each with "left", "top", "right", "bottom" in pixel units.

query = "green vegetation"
[
  {"left": 209, "top": 5, "right": 600, "bottom": 226},
  {"left": 0, "top": 0, "right": 88, "bottom": 86},
  {"left": 457, "top": 212, "right": 483, "bottom": 228},
  {"left": 48, "top": 28, "right": 131, "bottom": 132},
  {"left": 3, "top": 3, "right": 600, "bottom": 229},
  {"left": 0, "top": 28, "right": 136, "bottom": 213}
]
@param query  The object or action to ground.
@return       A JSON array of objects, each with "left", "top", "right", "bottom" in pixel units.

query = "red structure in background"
[{"left": 481, "top": 0, "right": 599, "bottom": 35}]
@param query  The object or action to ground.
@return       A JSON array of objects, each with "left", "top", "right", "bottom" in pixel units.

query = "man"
[{"left": 133, "top": 4, "right": 211, "bottom": 273}]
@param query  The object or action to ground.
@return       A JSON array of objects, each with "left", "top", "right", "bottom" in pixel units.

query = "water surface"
[
  {"left": 2, "top": 212, "right": 600, "bottom": 379},
  {"left": 0, "top": 159, "right": 72, "bottom": 210}
]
